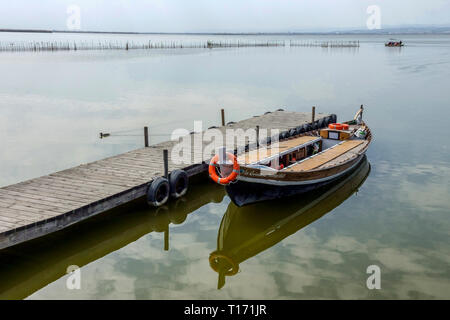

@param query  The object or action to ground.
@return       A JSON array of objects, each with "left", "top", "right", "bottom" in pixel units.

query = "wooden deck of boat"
[
  {"left": 237, "top": 135, "right": 319, "bottom": 164},
  {"left": 286, "top": 139, "right": 365, "bottom": 172},
  {"left": 0, "top": 110, "right": 330, "bottom": 250}
]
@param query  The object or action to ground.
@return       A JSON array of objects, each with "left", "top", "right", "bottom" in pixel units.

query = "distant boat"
[
  {"left": 385, "top": 39, "right": 404, "bottom": 47},
  {"left": 208, "top": 105, "right": 372, "bottom": 207}
]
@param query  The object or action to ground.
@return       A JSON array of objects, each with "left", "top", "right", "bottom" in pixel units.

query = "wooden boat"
[
  {"left": 209, "top": 106, "right": 371, "bottom": 206},
  {"left": 209, "top": 157, "right": 371, "bottom": 288}
]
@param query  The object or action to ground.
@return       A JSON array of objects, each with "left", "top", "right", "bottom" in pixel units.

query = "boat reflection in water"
[
  {"left": 209, "top": 156, "right": 371, "bottom": 289},
  {"left": 0, "top": 178, "right": 225, "bottom": 299}
]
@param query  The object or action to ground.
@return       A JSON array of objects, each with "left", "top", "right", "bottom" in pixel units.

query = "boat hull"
[{"left": 226, "top": 154, "right": 367, "bottom": 207}]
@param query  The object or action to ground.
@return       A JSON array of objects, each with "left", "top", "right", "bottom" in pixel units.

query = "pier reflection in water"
[
  {"left": 0, "top": 159, "right": 370, "bottom": 299},
  {"left": 0, "top": 175, "right": 226, "bottom": 299},
  {"left": 210, "top": 156, "right": 371, "bottom": 289}
]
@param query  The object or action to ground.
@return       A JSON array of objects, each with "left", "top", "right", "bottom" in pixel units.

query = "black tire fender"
[
  {"left": 169, "top": 169, "right": 189, "bottom": 199},
  {"left": 304, "top": 124, "right": 312, "bottom": 132},
  {"left": 318, "top": 118, "right": 325, "bottom": 128},
  {"left": 331, "top": 114, "right": 337, "bottom": 123},
  {"left": 147, "top": 177, "right": 170, "bottom": 207}
]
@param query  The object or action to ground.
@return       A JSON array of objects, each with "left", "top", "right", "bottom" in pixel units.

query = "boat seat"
[
  {"left": 238, "top": 135, "right": 319, "bottom": 164},
  {"left": 285, "top": 139, "right": 365, "bottom": 172}
]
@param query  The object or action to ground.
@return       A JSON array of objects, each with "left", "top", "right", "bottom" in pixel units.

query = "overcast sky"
[{"left": 1, "top": 0, "right": 450, "bottom": 32}]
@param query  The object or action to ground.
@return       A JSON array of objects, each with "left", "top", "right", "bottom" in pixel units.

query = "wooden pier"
[{"left": 0, "top": 110, "right": 331, "bottom": 250}]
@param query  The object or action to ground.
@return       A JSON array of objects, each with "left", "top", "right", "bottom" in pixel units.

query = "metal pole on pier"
[
  {"left": 163, "top": 149, "right": 169, "bottom": 178},
  {"left": 144, "top": 126, "right": 149, "bottom": 147},
  {"left": 312, "top": 106, "right": 316, "bottom": 123},
  {"left": 256, "top": 125, "right": 260, "bottom": 148}
]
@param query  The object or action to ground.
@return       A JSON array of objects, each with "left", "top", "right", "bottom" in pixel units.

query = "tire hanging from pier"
[
  {"left": 169, "top": 170, "right": 189, "bottom": 199},
  {"left": 147, "top": 177, "right": 170, "bottom": 207}
]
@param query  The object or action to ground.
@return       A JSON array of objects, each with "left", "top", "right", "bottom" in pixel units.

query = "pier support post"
[
  {"left": 221, "top": 109, "right": 225, "bottom": 126},
  {"left": 312, "top": 106, "right": 316, "bottom": 123},
  {"left": 144, "top": 126, "right": 149, "bottom": 147},
  {"left": 163, "top": 149, "right": 169, "bottom": 178}
]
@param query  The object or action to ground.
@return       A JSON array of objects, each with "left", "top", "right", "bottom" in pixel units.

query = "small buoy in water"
[
  {"left": 169, "top": 170, "right": 189, "bottom": 199},
  {"left": 147, "top": 177, "right": 170, "bottom": 207}
]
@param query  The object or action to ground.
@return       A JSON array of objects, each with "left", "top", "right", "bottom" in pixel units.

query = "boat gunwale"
[{"left": 237, "top": 122, "right": 372, "bottom": 181}]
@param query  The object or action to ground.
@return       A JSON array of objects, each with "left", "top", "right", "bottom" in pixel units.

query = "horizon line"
[{"left": 1, "top": 25, "right": 450, "bottom": 36}]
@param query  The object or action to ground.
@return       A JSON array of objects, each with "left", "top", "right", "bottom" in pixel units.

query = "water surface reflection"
[
  {"left": 0, "top": 176, "right": 225, "bottom": 299},
  {"left": 0, "top": 158, "right": 371, "bottom": 299}
]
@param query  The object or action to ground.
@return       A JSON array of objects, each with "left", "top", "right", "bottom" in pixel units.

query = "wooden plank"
[
  {"left": 0, "top": 214, "right": 25, "bottom": 224},
  {"left": 43, "top": 175, "right": 127, "bottom": 193},
  {"left": 0, "top": 207, "right": 52, "bottom": 222},
  {"left": 317, "top": 142, "right": 367, "bottom": 169},
  {"left": 99, "top": 158, "right": 163, "bottom": 172},
  {"left": 12, "top": 179, "right": 114, "bottom": 199},
  {"left": 95, "top": 155, "right": 162, "bottom": 168},
  {"left": 238, "top": 136, "right": 319, "bottom": 164},
  {"left": 0, "top": 190, "right": 84, "bottom": 209},
  {"left": 286, "top": 140, "right": 364, "bottom": 172},
  {"left": 50, "top": 172, "right": 141, "bottom": 189},
  {"left": 100, "top": 158, "right": 166, "bottom": 172},
  {"left": 53, "top": 167, "right": 150, "bottom": 186},
  {"left": 0, "top": 219, "right": 26, "bottom": 229},
  {"left": 0, "top": 196, "right": 69, "bottom": 213},
  {"left": 35, "top": 174, "right": 121, "bottom": 191},
  {"left": 80, "top": 163, "right": 154, "bottom": 179},
  {"left": 5, "top": 185, "right": 101, "bottom": 203},
  {"left": 80, "top": 164, "right": 156, "bottom": 181},
  {"left": 0, "top": 204, "right": 58, "bottom": 218},
  {"left": 87, "top": 161, "right": 161, "bottom": 176},
  {"left": 0, "top": 189, "right": 87, "bottom": 207},
  {"left": 0, "top": 199, "right": 64, "bottom": 216}
]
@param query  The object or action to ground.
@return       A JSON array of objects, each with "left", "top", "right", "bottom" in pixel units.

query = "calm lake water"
[{"left": 0, "top": 33, "right": 449, "bottom": 299}]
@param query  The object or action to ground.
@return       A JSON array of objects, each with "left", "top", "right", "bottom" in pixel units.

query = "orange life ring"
[
  {"left": 342, "top": 124, "right": 349, "bottom": 130},
  {"left": 328, "top": 123, "right": 344, "bottom": 130},
  {"left": 209, "top": 152, "right": 240, "bottom": 185}
]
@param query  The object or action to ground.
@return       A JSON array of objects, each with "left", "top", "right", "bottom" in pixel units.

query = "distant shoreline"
[{"left": 1, "top": 28, "right": 450, "bottom": 35}]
